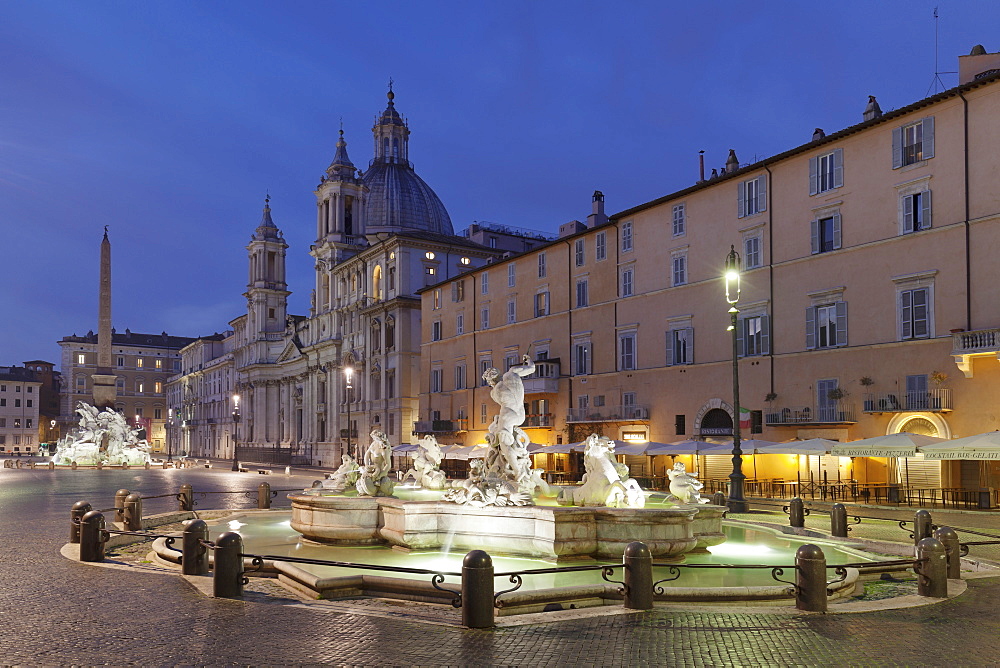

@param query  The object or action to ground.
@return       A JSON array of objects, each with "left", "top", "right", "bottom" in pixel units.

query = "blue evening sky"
[{"left": 2, "top": 0, "right": 998, "bottom": 368}]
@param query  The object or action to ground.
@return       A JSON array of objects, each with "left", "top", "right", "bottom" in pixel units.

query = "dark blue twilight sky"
[{"left": 2, "top": 1, "right": 998, "bottom": 368}]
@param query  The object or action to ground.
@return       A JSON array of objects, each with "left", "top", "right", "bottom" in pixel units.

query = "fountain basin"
[{"left": 289, "top": 492, "right": 722, "bottom": 561}]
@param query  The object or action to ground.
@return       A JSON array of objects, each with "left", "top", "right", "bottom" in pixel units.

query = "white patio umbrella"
[
  {"left": 920, "top": 431, "right": 1000, "bottom": 460},
  {"left": 755, "top": 438, "right": 837, "bottom": 455},
  {"left": 831, "top": 432, "right": 947, "bottom": 458}
]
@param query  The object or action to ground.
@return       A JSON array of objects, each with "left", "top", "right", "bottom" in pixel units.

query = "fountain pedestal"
[{"left": 289, "top": 494, "right": 724, "bottom": 562}]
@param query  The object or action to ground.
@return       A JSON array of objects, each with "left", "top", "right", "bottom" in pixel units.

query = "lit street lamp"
[
  {"left": 725, "top": 244, "right": 748, "bottom": 513},
  {"left": 231, "top": 394, "right": 241, "bottom": 471},
  {"left": 344, "top": 367, "right": 354, "bottom": 461}
]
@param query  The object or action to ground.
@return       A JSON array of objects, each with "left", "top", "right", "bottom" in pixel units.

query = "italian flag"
[{"left": 739, "top": 407, "right": 752, "bottom": 429}]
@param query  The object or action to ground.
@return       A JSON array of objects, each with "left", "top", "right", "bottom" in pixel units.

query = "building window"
[
  {"left": 811, "top": 213, "right": 842, "bottom": 254},
  {"left": 738, "top": 314, "right": 770, "bottom": 357},
  {"left": 596, "top": 231, "right": 607, "bottom": 261},
  {"left": 621, "top": 221, "right": 633, "bottom": 252},
  {"left": 117, "top": 356, "right": 124, "bottom": 368},
  {"left": 155, "top": 381, "right": 163, "bottom": 393},
  {"left": 576, "top": 280, "right": 589, "bottom": 308},
  {"left": 573, "top": 341, "right": 592, "bottom": 375},
  {"left": 136, "top": 382, "right": 144, "bottom": 394},
  {"left": 454, "top": 364, "right": 466, "bottom": 390},
  {"left": 154, "top": 408, "right": 162, "bottom": 419},
  {"left": 507, "top": 264, "right": 516, "bottom": 287},
  {"left": 538, "top": 252, "right": 546, "bottom": 278},
  {"left": 481, "top": 272, "right": 489, "bottom": 294},
  {"left": 385, "top": 317, "right": 395, "bottom": 350},
  {"left": 387, "top": 370, "right": 396, "bottom": 399},
  {"left": 481, "top": 403, "right": 488, "bottom": 424},
  {"left": 809, "top": 148, "right": 844, "bottom": 195},
  {"left": 432, "top": 321, "right": 442, "bottom": 341},
  {"left": 26, "top": 399, "right": 32, "bottom": 408},
  {"left": 14, "top": 399, "right": 20, "bottom": 408},
  {"left": 431, "top": 368, "right": 442, "bottom": 393},
  {"left": 575, "top": 239, "right": 585, "bottom": 267},
  {"left": 507, "top": 299, "right": 516, "bottom": 324},
  {"left": 480, "top": 307, "right": 489, "bottom": 330},
  {"left": 433, "top": 289, "right": 441, "bottom": 309},
  {"left": 504, "top": 354, "right": 518, "bottom": 371},
  {"left": 452, "top": 280, "right": 465, "bottom": 302},
  {"left": 738, "top": 175, "right": 767, "bottom": 218},
  {"left": 456, "top": 313, "right": 464, "bottom": 336},
  {"left": 806, "top": 302, "right": 847, "bottom": 349},
  {"left": 666, "top": 328, "right": 694, "bottom": 365},
  {"left": 618, "top": 332, "right": 637, "bottom": 371},
  {"left": 137, "top": 358, "right": 144, "bottom": 368},
  {"left": 744, "top": 234, "right": 762, "bottom": 269},
  {"left": 894, "top": 117, "right": 935, "bottom": 168},
  {"left": 387, "top": 412, "right": 395, "bottom": 436},
  {"left": 578, "top": 395, "right": 589, "bottom": 412},
  {"left": 534, "top": 291, "right": 550, "bottom": 317},
  {"left": 388, "top": 266, "right": 396, "bottom": 291},
  {"left": 489, "top": 237, "right": 498, "bottom": 248},
  {"left": 901, "top": 190, "right": 932, "bottom": 234},
  {"left": 621, "top": 267, "right": 634, "bottom": 297},
  {"left": 155, "top": 358, "right": 163, "bottom": 369},
  {"left": 671, "top": 253, "right": 687, "bottom": 287},
  {"left": 672, "top": 204, "right": 686, "bottom": 237},
  {"left": 77, "top": 353, "right": 85, "bottom": 365},
  {"left": 900, "top": 287, "right": 930, "bottom": 340}
]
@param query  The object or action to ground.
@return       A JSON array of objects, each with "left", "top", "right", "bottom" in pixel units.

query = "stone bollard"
[
  {"left": 182, "top": 519, "right": 211, "bottom": 576},
  {"left": 124, "top": 493, "right": 143, "bottom": 531},
  {"left": 789, "top": 497, "right": 806, "bottom": 528},
  {"left": 79, "top": 510, "right": 107, "bottom": 562},
  {"left": 916, "top": 537, "right": 948, "bottom": 598},
  {"left": 795, "top": 544, "right": 827, "bottom": 613},
  {"left": 114, "top": 489, "right": 131, "bottom": 523},
  {"left": 144, "top": 462, "right": 150, "bottom": 470},
  {"left": 462, "top": 550, "right": 495, "bottom": 628},
  {"left": 179, "top": 483, "right": 194, "bottom": 512},
  {"left": 70, "top": 501, "right": 93, "bottom": 543},
  {"left": 213, "top": 531, "right": 245, "bottom": 598},
  {"left": 830, "top": 503, "right": 848, "bottom": 538},
  {"left": 623, "top": 541, "right": 653, "bottom": 610},
  {"left": 71, "top": 461, "right": 77, "bottom": 470},
  {"left": 913, "top": 509, "right": 934, "bottom": 547},
  {"left": 48, "top": 461, "right": 55, "bottom": 470},
  {"left": 710, "top": 491, "right": 726, "bottom": 507},
  {"left": 258, "top": 482, "right": 272, "bottom": 509},
  {"left": 29, "top": 461, "right": 35, "bottom": 469},
  {"left": 932, "top": 526, "right": 961, "bottom": 579},
  {"left": 96, "top": 461, "right": 103, "bottom": 470}
]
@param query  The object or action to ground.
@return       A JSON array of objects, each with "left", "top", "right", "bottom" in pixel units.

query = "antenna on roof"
[{"left": 926, "top": 7, "right": 957, "bottom": 96}]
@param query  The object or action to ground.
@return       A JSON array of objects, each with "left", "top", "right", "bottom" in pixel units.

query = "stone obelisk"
[{"left": 91, "top": 227, "right": 118, "bottom": 409}]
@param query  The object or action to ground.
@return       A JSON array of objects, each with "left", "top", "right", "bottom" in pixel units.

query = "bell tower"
[{"left": 245, "top": 196, "right": 289, "bottom": 338}]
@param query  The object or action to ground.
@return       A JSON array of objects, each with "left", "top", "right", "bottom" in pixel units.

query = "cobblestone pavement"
[{"left": 6, "top": 465, "right": 1000, "bottom": 666}]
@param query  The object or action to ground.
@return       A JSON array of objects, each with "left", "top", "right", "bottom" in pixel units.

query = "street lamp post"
[
  {"left": 344, "top": 367, "right": 354, "bottom": 461},
  {"left": 724, "top": 245, "right": 748, "bottom": 513},
  {"left": 49, "top": 420, "right": 56, "bottom": 456},
  {"left": 166, "top": 409, "right": 173, "bottom": 462},
  {"left": 231, "top": 394, "right": 241, "bottom": 471}
]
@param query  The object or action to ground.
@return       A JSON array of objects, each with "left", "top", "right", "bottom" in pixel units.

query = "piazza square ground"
[{"left": 7, "top": 460, "right": 1000, "bottom": 667}]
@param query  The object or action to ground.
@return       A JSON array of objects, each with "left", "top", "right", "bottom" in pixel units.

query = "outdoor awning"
[
  {"left": 392, "top": 443, "right": 419, "bottom": 454},
  {"left": 920, "top": 431, "right": 1000, "bottom": 460},
  {"left": 830, "top": 432, "right": 947, "bottom": 458},
  {"left": 755, "top": 438, "right": 838, "bottom": 455}
]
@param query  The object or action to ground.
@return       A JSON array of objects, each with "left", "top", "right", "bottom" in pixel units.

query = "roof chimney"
[
  {"left": 586, "top": 190, "right": 608, "bottom": 228},
  {"left": 863, "top": 95, "right": 883, "bottom": 121},
  {"left": 725, "top": 149, "right": 739, "bottom": 173},
  {"left": 698, "top": 150, "right": 705, "bottom": 182}
]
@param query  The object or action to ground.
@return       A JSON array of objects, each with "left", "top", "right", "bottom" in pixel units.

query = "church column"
[{"left": 337, "top": 194, "right": 347, "bottom": 236}]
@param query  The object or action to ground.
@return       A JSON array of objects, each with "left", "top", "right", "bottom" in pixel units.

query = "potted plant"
[
  {"left": 827, "top": 387, "right": 848, "bottom": 420},
  {"left": 764, "top": 393, "right": 777, "bottom": 423},
  {"left": 930, "top": 371, "right": 948, "bottom": 409},
  {"left": 860, "top": 377, "right": 875, "bottom": 411}
]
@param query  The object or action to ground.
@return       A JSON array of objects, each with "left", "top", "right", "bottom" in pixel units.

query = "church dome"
[
  {"left": 362, "top": 88, "right": 454, "bottom": 236},
  {"left": 362, "top": 162, "right": 454, "bottom": 235}
]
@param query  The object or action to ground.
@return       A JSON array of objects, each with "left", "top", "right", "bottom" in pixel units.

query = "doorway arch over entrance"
[{"left": 886, "top": 412, "right": 952, "bottom": 439}]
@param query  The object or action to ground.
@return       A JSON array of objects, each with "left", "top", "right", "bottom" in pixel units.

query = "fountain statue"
[
  {"left": 355, "top": 429, "right": 395, "bottom": 497},
  {"left": 51, "top": 401, "right": 151, "bottom": 466},
  {"left": 320, "top": 454, "right": 361, "bottom": 492},
  {"left": 402, "top": 435, "right": 447, "bottom": 490},
  {"left": 443, "top": 355, "right": 541, "bottom": 506},
  {"left": 667, "top": 461, "right": 708, "bottom": 504},
  {"left": 557, "top": 434, "right": 645, "bottom": 508}
]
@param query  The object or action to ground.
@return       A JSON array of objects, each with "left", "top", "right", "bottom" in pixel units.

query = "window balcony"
[
  {"left": 523, "top": 413, "right": 555, "bottom": 428},
  {"left": 522, "top": 360, "right": 561, "bottom": 395},
  {"left": 566, "top": 405, "right": 650, "bottom": 423},
  {"left": 413, "top": 418, "right": 469, "bottom": 434},
  {"left": 862, "top": 390, "right": 952, "bottom": 413},
  {"left": 765, "top": 405, "right": 857, "bottom": 425},
  {"left": 952, "top": 328, "right": 1000, "bottom": 377}
]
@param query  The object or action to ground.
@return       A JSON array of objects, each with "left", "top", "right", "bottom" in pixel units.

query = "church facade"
[{"left": 166, "top": 90, "right": 506, "bottom": 465}]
